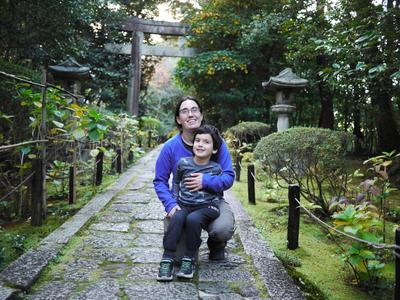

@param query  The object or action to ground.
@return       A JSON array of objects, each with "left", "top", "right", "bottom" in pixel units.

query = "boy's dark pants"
[{"left": 163, "top": 205, "right": 219, "bottom": 259}]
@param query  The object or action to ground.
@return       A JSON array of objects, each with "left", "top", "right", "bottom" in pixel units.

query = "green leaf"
[
  {"left": 359, "top": 249, "right": 375, "bottom": 260},
  {"left": 88, "top": 130, "right": 101, "bottom": 141},
  {"left": 343, "top": 225, "right": 362, "bottom": 235},
  {"left": 52, "top": 120, "right": 64, "bottom": 128},
  {"left": 358, "top": 231, "right": 381, "bottom": 243},
  {"left": 348, "top": 255, "right": 362, "bottom": 266},
  {"left": 72, "top": 128, "right": 85, "bottom": 139},
  {"left": 390, "top": 70, "right": 400, "bottom": 79},
  {"left": 355, "top": 62, "right": 366, "bottom": 71},
  {"left": 355, "top": 35, "right": 370, "bottom": 44},
  {"left": 367, "top": 260, "right": 385, "bottom": 270},
  {"left": 96, "top": 124, "right": 107, "bottom": 131},
  {"left": 20, "top": 146, "right": 31, "bottom": 155},
  {"left": 90, "top": 149, "right": 100, "bottom": 157}
]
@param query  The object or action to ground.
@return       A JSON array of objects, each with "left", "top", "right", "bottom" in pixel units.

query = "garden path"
[{"left": 0, "top": 147, "right": 304, "bottom": 300}]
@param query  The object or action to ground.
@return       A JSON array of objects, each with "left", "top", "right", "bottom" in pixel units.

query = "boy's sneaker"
[
  {"left": 176, "top": 257, "right": 195, "bottom": 279},
  {"left": 156, "top": 258, "right": 174, "bottom": 281}
]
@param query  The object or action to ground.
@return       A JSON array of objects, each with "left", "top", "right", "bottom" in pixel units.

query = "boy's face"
[{"left": 193, "top": 133, "right": 217, "bottom": 160}]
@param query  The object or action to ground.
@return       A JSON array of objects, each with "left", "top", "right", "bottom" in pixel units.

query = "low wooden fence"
[{"left": 240, "top": 162, "right": 400, "bottom": 299}]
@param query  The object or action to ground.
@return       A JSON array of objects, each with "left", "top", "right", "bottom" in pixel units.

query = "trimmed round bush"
[{"left": 254, "top": 127, "right": 353, "bottom": 214}]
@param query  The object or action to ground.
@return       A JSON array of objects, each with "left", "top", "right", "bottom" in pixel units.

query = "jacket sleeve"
[
  {"left": 153, "top": 145, "right": 177, "bottom": 213},
  {"left": 202, "top": 141, "right": 235, "bottom": 193}
]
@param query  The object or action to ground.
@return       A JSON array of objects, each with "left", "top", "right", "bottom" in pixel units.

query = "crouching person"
[{"left": 156, "top": 125, "right": 225, "bottom": 281}]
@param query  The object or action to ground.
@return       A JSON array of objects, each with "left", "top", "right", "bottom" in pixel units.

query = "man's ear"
[{"left": 176, "top": 116, "right": 182, "bottom": 125}]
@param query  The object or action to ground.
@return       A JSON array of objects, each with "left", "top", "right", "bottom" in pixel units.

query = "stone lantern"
[
  {"left": 49, "top": 57, "right": 90, "bottom": 95},
  {"left": 262, "top": 68, "right": 308, "bottom": 132}
]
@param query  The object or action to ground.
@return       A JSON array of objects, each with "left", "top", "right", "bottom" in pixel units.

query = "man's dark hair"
[
  {"left": 193, "top": 124, "right": 222, "bottom": 150},
  {"left": 174, "top": 96, "right": 205, "bottom": 131}
]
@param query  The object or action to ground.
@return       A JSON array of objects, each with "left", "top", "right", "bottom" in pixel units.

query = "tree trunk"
[
  {"left": 353, "top": 105, "right": 364, "bottom": 155},
  {"left": 317, "top": 82, "right": 334, "bottom": 129},
  {"left": 370, "top": 80, "right": 400, "bottom": 152}
]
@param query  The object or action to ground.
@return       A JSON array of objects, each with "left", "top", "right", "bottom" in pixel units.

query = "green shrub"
[
  {"left": 225, "top": 121, "right": 272, "bottom": 163},
  {"left": 254, "top": 127, "right": 353, "bottom": 215},
  {"left": 226, "top": 121, "right": 271, "bottom": 145}
]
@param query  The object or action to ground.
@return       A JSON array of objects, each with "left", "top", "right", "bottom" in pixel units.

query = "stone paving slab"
[
  {"left": 133, "top": 232, "right": 163, "bottom": 247},
  {"left": 71, "top": 279, "right": 120, "bottom": 300},
  {"left": 89, "top": 222, "right": 131, "bottom": 232},
  {"left": 26, "top": 281, "right": 77, "bottom": 300},
  {"left": 226, "top": 189, "right": 305, "bottom": 300},
  {"left": 97, "top": 212, "right": 133, "bottom": 223},
  {"left": 123, "top": 282, "right": 198, "bottom": 300},
  {"left": 136, "top": 220, "right": 164, "bottom": 234},
  {"left": 2, "top": 146, "right": 306, "bottom": 300}
]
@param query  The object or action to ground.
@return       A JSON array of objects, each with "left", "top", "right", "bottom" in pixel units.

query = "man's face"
[{"left": 176, "top": 100, "right": 203, "bottom": 132}]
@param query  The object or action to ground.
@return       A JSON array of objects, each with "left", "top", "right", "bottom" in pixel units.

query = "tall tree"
[{"left": 0, "top": 0, "right": 164, "bottom": 110}]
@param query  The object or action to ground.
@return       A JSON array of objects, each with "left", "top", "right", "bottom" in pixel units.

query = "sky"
[{"left": 156, "top": 3, "right": 179, "bottom": 22}]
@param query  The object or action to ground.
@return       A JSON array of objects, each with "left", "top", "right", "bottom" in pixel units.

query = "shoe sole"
[
  {"left": 156, "top": 275, "right": 173, "bottom": 282},
  {"left": 176, "top": 272, "right": 194, "bottom": 279}
]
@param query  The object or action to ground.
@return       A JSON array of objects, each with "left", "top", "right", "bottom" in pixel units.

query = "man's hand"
[
  {"left": 167, "top": 204, "right": 181, "bottom": 218},
  {"left": 184, "top": 173, "right": 203, "bottom": 192}
]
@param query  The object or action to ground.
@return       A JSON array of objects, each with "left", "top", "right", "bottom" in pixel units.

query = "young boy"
[{"left": 157, "top": 125, "right": 223, "bottom": 281}]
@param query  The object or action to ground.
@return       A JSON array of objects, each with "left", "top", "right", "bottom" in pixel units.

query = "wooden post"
[
  {"left": 116, "top": 148, "right": 122, "bottom": 173},
  {"left": 68, "top": 165, "right": 76, "bottom": 204},
  {"left": 247, "top": 164, "right": 256, "bottom": 205},
  {"left": 69, "top": 141, "right": 77, "bottom": 204},
  {"left": 95, "top": 150, "right": 104, "bottom": 186},
  {"left": 128, "top": 150, "right": 134, "bottom": 163},
  {"left": 395, "top": 228, "right": 400, "bottom": 300},
  {"left": 288, "top": 184, "right": 301, "bottom": 250},
  {"left": 235, "top": 153, "right": 241, "bottom": 182},
  {"left": 127, "top": 31, "right": 143, "bottom": 116},
  {"left": 31, "top": 158, "right": 43, "bottom": 226},
  {"left": 148, "top": 130, "right": 152, "bottom": 148},
  {"left": 40, "top": 67, "right": 47, "bottom": 218}
]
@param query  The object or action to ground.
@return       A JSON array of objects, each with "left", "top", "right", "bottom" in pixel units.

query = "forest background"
[{"left": 1, "top": 0, "right": 399, "bottom": 155}]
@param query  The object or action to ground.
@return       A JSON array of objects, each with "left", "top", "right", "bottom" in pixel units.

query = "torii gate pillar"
[{"left": 127, "top": 31, "right": 143, "bottom": 116}]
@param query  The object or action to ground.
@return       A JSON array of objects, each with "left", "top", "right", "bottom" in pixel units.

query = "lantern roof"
[
  {"left": 262, "top": 68, "right": 308, "bottom": 90},
  {"left": 49, "top": 57, "right": 90, "bottom": 79}
]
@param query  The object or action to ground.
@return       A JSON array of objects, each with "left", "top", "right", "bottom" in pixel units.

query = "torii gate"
[{"left": 105, "top": 16, "right": 198, "bottom": 116}]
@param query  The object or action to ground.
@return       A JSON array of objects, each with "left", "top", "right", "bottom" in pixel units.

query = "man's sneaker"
[
  {"left": 156, "top": 258, "right": 174, "bottom": 281},
  {"left": 176, "top": 257, "right": 195, "bottom": 279},
  {"left": 209, "top": 248, "right": 225, "bottom": 261}
]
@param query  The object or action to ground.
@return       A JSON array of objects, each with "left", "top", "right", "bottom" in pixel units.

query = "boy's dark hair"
[
  {"left": 174, "top": 96, "right": 205, "bottom": 131},
  {"left": 193, "top": 125, "right": 222, "bottom": 150}
]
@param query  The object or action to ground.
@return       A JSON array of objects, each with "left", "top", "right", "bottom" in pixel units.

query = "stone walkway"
[{"left": 0, "top": 147, "right": 304, "bottom": 300}]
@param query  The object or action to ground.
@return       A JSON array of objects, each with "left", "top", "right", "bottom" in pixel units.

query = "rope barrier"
[
  {"left": 0, "top": 140, "right": 48, "bottom": 152},
  {"left": 0, "top": 70, "right": 82, "bottom": 99},
  {"left": 293, "top": 197, "right": 400, "bottom": 250},
  {"left": 0, "top": 171, "right": 35, "bottom": 203}
]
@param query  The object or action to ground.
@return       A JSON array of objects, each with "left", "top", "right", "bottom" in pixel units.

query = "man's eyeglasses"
[{"left": 179, "top": 107, "right": 200, "bottom": 115}]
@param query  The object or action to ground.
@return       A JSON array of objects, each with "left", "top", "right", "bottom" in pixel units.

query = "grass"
[{"left": 231, "top": 163, "right": 395, "bottom": 300}]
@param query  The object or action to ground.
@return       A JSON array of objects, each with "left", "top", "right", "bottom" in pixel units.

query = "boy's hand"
[
  {"left": 184, "top": 173, "right": 203, "bottom": 191},
  {"left": 167, "top": 205, "right": 181, "bottom": 218}
]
